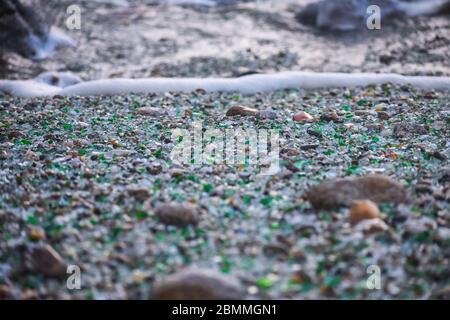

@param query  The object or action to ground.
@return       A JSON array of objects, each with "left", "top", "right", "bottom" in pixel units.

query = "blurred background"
[{"left": 1, "top": 0, "right": 449, "bottom": 80}]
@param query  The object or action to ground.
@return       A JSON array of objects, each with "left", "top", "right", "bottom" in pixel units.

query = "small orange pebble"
[
  {"left": 349, "top": 200, "right": 381, "bottom": 226},
  {"left": 29, "top": 228, "right": 46, "bottom": 241},
  {"left": 387, "top": 153, "right": 398, "bottom": 160},
  {"left": 292, "top": 111, "right": 314, "bottom": 122}
]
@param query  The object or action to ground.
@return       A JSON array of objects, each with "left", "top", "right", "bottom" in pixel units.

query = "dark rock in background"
[
  {"left": 0, "top": 0, "right": 53, "bottom": 58},
  {"left": 296, "top": 0, "right": 450, "bottom": 31}
]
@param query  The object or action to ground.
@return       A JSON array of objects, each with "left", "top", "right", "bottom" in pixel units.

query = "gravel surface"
[
  {"left": 0, "top": 0, "right": 449, "bottom": 300},
  {"left": 0, "top": 84, "right": 449, "bottom": 299}
]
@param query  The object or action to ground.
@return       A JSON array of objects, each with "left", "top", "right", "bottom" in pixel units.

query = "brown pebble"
[
  {"left": 349, "top": 200, "right": 380, "bottom": 226},
  {"left": 155, "top": 202, "right": 199, "bottom": 226},
  {"left": 128, "top": 187, "right": 151, "bottom": 201},
  {"left": 320, "top": 110, "right": 339, "bottom": 122},
  {"left": 226, "top": 106, "right": 259, "bottom": 117},
  {"left": 293, "top": 111, "right": 314, "bottom": 122},
  {"left": 152, "top": 268, "right": 244, "bottom": 300},
  {"left": 147, "top": 162, "right": 163, "bottom": 174},
  {"left": 29, "top": 228, "right": 46, "bottom": 242},
  {"left": 8, "top": 130, "right": 22, "bottom": 139},
  {"left": 29, "top": 245, "right": 66, "bottom": 278}
]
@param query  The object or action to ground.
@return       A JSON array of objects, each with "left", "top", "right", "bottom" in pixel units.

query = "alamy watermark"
[
  {"left": 367, "top": 5, "right": 382, "bottom": 30},
  {"left": 170, "top": 122, "right": 280, "bottom": 176},
  {"left": 67, "top": 265, "right": 81, "bottom": 290},
  {"left": 366, "top": 265, "right": 381, "bottom": 290},
  {"left": 66, "top": 5, "right": 82, "bottom": 30}
]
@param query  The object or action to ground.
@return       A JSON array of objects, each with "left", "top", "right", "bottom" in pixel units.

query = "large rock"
[
  {"left": 152, "top": 269, "right": 245, "bottom": 300},
  {"left": 155, "top": 202, "right": 199, "bottom": 227},
  {"left": 306, "top": 175, "right": 409, "bottom": 210}
]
